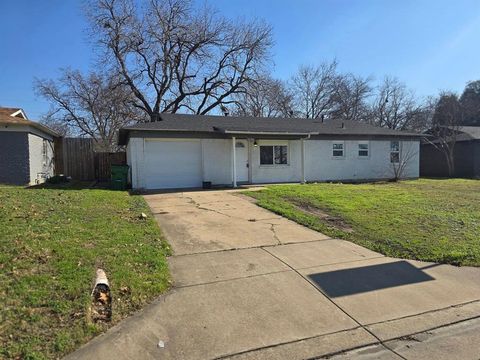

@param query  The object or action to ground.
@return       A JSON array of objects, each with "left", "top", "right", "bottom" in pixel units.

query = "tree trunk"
[{"left": 446, "top": 152, "right": 455, "bottom": 177}]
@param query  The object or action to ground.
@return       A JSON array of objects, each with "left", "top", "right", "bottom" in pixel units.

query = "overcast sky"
[{"left": 1, "top": 0, "right": 479, "bottom": 119}]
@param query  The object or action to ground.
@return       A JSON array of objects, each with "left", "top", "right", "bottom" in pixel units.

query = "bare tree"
[
  {"left": 426, "top": 92, "right": 464, "bottom": 176},
  {"left": 369, "top": 77, "right": 424, "bottom": 130},
  {"left": 291, "top": 60, "right": 338, "bottom": 119},
  {"left": 390, "top": 141, "right": 419, "bottom": 181},
  {"left": 40, "top": 116, "right": 71, "bottom": 137},
  {"left": 35, "top": 70, "right": 142, "bottom": 151},
  {"left": 87, "top": 0, "right": 273, "bottom": 120},
  {"left": 405, "top": 96, "right": 437, "bottom": 132},
  {"left": 330, "top": 73, "right": 372, "bottom": 122},
  {"left": 231, "top": 76, "right": 293, "bottom": 117}
]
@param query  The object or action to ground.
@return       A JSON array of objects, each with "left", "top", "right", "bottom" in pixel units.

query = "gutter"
[
  {"left": 223, "top": 130, "right": 320, "bottom": 136},
  {"left": 0, "top": 120, "right": 61, "bottom": 138}
]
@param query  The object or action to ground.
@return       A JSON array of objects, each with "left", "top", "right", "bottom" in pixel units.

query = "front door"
[{"left": 235, "top": 140, "right": 249, "bottom": 182}]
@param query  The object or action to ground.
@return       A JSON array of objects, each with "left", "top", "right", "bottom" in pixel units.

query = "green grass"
[
  {"left": 246, "top": 179, "right": 480, "bottom": 266},
  {"left": 0, "top": 183, "right": 171, "bottom": 359}
]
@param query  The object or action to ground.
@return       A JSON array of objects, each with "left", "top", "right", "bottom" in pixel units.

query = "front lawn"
[
  {"left": 246, "top": 179, "right": 480, "bottom": 266},
  {"left": 0, "top": 183, "right": 171, "bottom": 359}
]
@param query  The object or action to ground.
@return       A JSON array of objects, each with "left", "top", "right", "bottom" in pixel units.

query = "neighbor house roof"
[
  {"left": 456, "top": 126, "right": 480, "bottom": 141},
  {"left": 0, "top": 107, "right": 59, "bottom": 137},
  {"left": 119, "top": 113, "right": 424, "bottom": 145},
  {"left": 0, "top": 107, "right": 25, "bottom": 121},
  {"left": 423, "top": 125, "right": 480, "bottom": 144}
]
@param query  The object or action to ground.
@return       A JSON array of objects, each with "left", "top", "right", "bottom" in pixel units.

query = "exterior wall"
[
  {"left": 126, "top": 136, "right": 420, "bottom": 189},
  {"left": 0, "top": 125, "right": 55, "bottom": 185},
  {"left": 127, "top": 137, "right": 144, "bottom": 189},
  {"left": 196, "top": 138, "right": 304, "bottom": 185},
  {"left": 420, "top": 140, "right": 479, "bottom": 178},
  {"left": 127, "top": 137, "right": 233, "bottom": 189},
  {"left": 126, "top": 137, "right": 133, "bottom": 184},
  {"left": 202, "top": 139, "right": 232, "bottom": 185},
  {"left": 474, "top": 141, "right": 480, "bottom": 178},
  {"left": 251, "top": 139, "right": 303, "bottom": 183},
  {"left": 420, "top": 143, "right": 448, "bottom": 177},
  {"left": 305, "top": 140, "right": 419, "bottom": 181},
  {"left": 452, "top": 142, "right": 475, "bottom": 178},
  {"left": 400, "top": 140, "right": 420, "bottom": 178},
  {"left": 28, "top": 133, "right": 55, "bottom": 185},
  {"left": 0, "top": 131, "right": 30, "bottom": 185}
]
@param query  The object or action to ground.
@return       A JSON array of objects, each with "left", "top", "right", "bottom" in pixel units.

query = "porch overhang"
[
  {"left": 214, "top": 127, "right": 319, "bottom": 138},
  {"left": 222, "top": 130, "right": 319, "bottom": 137},
  {"left": 228, "top": 131, "right": 315, "bottom": 188}
]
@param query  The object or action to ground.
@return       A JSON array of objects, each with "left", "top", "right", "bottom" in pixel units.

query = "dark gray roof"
[
  {"left": 423, "top": 125, "right": 480, "bottom": 144},
  {"left": 457, "top": 126, "right": 480, "bottom": 141},
  {"left": 119, "top": 113, "right": 424, "bottom": 145}
]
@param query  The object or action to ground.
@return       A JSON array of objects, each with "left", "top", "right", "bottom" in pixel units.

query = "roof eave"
[
  {"left": 222, "top": 130, "right": 319, "bottom": 136},
  {"left": 117, "top": 123, "right": 425, "bottom": 144},
  {"left": 0, "top": 120, "right": 61, "bottom": 138},
  {"left": 31, "top": 123, "right": 61, "bottom": 138}
]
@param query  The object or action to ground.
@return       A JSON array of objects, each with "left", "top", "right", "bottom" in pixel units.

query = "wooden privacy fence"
[
  {"left": 54, "top": 138, "right": 126, "bottom": 181},
  {"left": 95, "top": 152, "right": 127, "bottom": 181}
]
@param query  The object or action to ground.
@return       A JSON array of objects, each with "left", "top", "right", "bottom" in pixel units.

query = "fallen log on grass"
[{"left": 91, "top": 268, "right": 112, "bottom": 322}]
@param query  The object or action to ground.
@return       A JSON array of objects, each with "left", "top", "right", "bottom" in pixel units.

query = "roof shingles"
[
  {"left": 119, "top": 113, "right": 423, "bottom": 144},
  {"left": 0, "top": 107, "right": 59, "bottom": 137}
]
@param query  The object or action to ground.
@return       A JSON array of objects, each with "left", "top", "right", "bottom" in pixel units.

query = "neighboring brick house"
[{"left": 0, "top": 107, "right": 59, "bottom": 185}]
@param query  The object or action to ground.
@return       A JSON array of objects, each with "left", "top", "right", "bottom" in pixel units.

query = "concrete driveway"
[{"left": 68, "top": 189, "right": 480, "bottom": 360}]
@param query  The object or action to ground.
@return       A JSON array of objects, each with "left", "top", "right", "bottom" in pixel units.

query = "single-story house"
[
  {"left": 118, "top": 113, "right": 423, "bottom": 190},
  {"left": 420, "top": 126, "right": 480, "bottom": 178},
  {"left": 0, "top": 107, "right": 58, "bottom": 185}
]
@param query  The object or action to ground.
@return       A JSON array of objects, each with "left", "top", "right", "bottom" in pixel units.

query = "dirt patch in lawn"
[{"left": 288, "top": 197, "right": 353, "bottom": 233}]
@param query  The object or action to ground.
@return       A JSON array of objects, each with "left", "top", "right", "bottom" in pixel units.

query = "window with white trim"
[
  {"left": 260, "top": 145, "right": 288, "bottom": 165},
  {"left": 358, "top": 141, "right": 369, "bottom": 157},
  {"left": 332, "top": 141, "right": 344, "bottom": 157},
  {"left": 390, "top": 141, "right": 400, "bottom": 163}
]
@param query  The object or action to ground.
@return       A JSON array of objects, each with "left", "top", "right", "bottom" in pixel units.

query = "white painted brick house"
[{"left": 119, "top": 113, "right": 422, "bottom": 190}]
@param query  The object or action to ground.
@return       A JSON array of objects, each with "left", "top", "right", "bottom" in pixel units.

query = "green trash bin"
[
  {"left": 111, "top": 165, "right": 129, "bottom": 190},
  {"left": 111, "top": 179, "right": 126, "bottom": 190}
]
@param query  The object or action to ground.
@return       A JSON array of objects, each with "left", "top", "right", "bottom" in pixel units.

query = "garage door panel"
[{"left": 144, "top": 140, "right": 202, "bottom": 189}]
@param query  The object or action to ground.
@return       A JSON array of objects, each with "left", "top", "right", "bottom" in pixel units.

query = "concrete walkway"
[{"left": 67, "top": 189, "right": 480, "bottom": 360}]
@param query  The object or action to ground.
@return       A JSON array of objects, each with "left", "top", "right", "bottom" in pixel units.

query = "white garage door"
[{"left": 143, "top": 139, "right": 202, "bottom": 189}]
